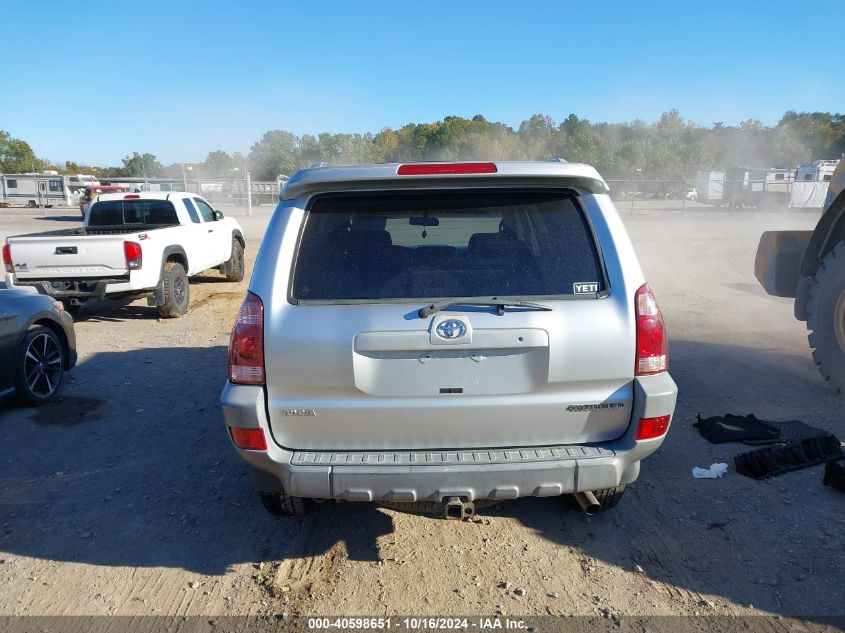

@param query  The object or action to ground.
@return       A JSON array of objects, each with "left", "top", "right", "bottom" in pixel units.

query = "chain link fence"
[
  {"left": 605, "top": 172, "right": 833, "bottom": 213},
  {"left": 93, "top": 174, "right": 285, "bottom": 216},
  {"left": 2, "top": 171, "right": 832, "bottom": 218},
  {"left": 179, "top": 177, "right": 281, "bottom": 215}
]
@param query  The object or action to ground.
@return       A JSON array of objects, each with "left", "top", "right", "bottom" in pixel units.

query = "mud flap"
[
  {"left": 754, "top": 230, "right": 813, "bottom": 298},
  {"left": 823, "top": 459, "right": 845, "bottom": 494},
  {"left": 734, "top": 434, "right": 842, "bottom": 479},
  {"left": 146, "top": 283, "right": 163, "bottom": 306}
]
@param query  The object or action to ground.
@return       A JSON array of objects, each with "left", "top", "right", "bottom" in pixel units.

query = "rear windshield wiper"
[{"left": 418, "top": 297, "right": 553, "bottom": 318}]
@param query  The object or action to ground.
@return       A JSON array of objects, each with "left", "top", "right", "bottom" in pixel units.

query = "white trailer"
[
  {"left": 696, "top": 170, "right": 725, "bottom": 204},
  {"left": 764, "top": 168, "right": 792, "bottom": 193},
  {"left": 795, "top": 159, "right": 840, "bottom": 183},
  {"left": 789, "top": 160, "right": 841, "bottom": 209},
  {"left": 65, "top": 174, "right": 100, "bottom": 193},
  {"left": 0, "top": 173, "right": 72, "bottom": 207}
]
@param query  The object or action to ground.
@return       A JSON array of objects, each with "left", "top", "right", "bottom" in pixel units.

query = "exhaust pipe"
[
  {"left": 439, "top": 496, "right": 475, "bottom": 520},
  {"left": 573, "top": 490, "right": 602, "bottom": 516}
]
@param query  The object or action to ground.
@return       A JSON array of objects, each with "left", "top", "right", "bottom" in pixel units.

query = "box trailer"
[{"left": 696, "top": 170, "right": 725, "bottom": 204}]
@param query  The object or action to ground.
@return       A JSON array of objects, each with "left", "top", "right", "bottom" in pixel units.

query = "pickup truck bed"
[
  {"left": 6, "top": 225, "right": 173, "bottom": 281},
  {"left": 4, "top": 191, "right": 245, "bottom": 317},
  {"left": 12, "top": 224, "right": 175, "bottom": 238}
]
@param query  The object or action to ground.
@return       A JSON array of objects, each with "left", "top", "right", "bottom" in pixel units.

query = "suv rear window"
[
  {"left": 292, "top": 190, "right": 605, "bottom": 301},
  {"left": 88, "top": 200, "right": 179, "bottom": 227}
]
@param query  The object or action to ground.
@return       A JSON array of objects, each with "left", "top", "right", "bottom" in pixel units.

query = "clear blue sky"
[{"left": 3, "top": 0, "right": 842, "bottom": 166}]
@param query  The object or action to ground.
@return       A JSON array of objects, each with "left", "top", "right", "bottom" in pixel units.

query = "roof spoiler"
[{"left": 281, "top": 162, "right": 609, "bottom": 200}]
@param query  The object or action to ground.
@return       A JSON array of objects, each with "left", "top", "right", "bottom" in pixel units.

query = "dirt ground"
[{"left": 0, "top": 203, "right": 843, "bottom": 625}]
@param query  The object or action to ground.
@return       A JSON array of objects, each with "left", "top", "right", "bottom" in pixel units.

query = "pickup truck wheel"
[
  {"left": 157, "top": 262, "right": 190, "bottom": 318},
  {"left": 258, "top": 490, "right": 316, "bottom": 517},
  {"left": 61, "top": 301, "right": 82, "bottom": 318},
  {"left": 225, "top": 239, "right": 245, "bottom": 282},
  {"left": 15, "top": 326, "right": 65, "bottom": 406},
  {"left": 807, "top": 241, "right": 845, "bottom": 394}
]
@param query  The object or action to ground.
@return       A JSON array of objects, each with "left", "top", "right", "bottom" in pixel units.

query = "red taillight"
[
  {"left": 124, "top": 194, "right": 140, "bottom": 199},
  {"left": 229, "top": 427, "right": 267, "bottom": 450},
  {"left": 397, "top": 162, "right": 497, "bottom": 175},
  {"left": 636, "top": 415, "right": 671, "bottom": 440},
  {"left": 123, "top": 241, "right": 142, "bottom": 270},
  {"left": 635, "top": 283, "right": 668, "bottom": 375},
  {"left": 228, "top": 291, "right": 265, "bottom": 384},
  {"left": 2, "top": 243, "right": 11, "bottom": 274}
]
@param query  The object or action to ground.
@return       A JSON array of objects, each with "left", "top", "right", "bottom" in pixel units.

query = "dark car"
[{"left": 0, "top": 288, "right": 77, "bottom": 405}]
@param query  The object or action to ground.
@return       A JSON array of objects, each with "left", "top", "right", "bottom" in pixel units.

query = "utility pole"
[{"left": 246, "top": 169, "right": 253, "bottom": 216}]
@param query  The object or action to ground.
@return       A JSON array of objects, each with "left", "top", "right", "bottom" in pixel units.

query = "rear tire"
[
  {"left": 807, "top": 241, "right": 845, "bottom": 394},
  {"left": 61, "top": 301, "right": 83, "bottom": 318},
  {"left": 225, "top": 239, "right": 245, "bottom": 282},
  {"left": 156, "top": 262, "right": 190, "bottom": 318},
  {"left": 592, "top": 485, "right": 626, "bottom": 510},
  {"left": 15, "top": 326, "right": 65, "bottom": 406},
  {"left": 258, "top": 490, "right": 316, "bottom": 517}
]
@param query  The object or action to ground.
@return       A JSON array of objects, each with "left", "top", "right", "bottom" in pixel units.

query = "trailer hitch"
[{"left": 437, "top": 496, "right": 475, "bottom": 520}]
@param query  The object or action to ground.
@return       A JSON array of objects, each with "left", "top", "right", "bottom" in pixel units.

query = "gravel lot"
[{"left": 0, "top": 202, "right": 843, "bottom": 623}]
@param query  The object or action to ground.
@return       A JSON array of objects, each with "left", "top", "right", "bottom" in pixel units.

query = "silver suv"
[{"left": 221, "top": 161, "right": 677, "bottom": 518}]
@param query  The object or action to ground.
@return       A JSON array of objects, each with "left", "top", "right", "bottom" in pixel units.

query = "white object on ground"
[{"left": 692, "top": 463, "right": 729, "bottom": 479}]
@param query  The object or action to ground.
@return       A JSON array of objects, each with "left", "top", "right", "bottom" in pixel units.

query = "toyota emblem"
[{"left": 436, "top": 319, "right": 467, "bottom": 340}]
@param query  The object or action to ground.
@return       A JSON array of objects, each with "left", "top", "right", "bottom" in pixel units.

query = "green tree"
[
  {"left": 248, "top": 130, "right": 299, "bottom": 181},
  {"left": 202, "top": 150, "right": 237, "bottom": 177},
  {"left": 0, "top": 130, "right": 43, "bottom": 173},
  {"left": 777, "top": 111, "right": 844, "bottom": 159},
  {"left": 121, "top": 152, "right": 163, "bottom": 177}
]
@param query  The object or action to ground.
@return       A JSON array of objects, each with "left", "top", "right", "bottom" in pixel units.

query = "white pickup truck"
[{"left": 2, "top": 192, "right": 245, "bottom": 317}]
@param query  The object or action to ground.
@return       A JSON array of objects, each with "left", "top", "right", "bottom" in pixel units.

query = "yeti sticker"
[{"left": 573, "top": 282, "right": 599, "bottom": 295}]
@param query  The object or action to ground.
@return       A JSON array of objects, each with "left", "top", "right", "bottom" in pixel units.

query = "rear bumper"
[
  {"left": 220, "top": 373, "right": 678, "bottom": 501},
  {"left": 6, "top": 275, "right": 133, "bottom": 299}
]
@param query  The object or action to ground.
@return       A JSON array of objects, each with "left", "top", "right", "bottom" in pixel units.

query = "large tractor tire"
[{"left": 806, "top": 241, "right": 845, "bottom": 394}]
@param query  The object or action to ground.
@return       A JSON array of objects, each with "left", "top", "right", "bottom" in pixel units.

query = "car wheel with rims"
[{"left": 15, "top": 326, "right": 65, "bottom": 405}]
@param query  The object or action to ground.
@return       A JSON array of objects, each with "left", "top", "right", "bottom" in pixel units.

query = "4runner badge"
[
  {"left": 566, "top": 403, "right": 625, "bottom": 412},
  {"left": 573, "top": 282, "right": 599, "bottom": 294},
  {"left": 281, "top": 409, "right": 317, "bottom": 417}
]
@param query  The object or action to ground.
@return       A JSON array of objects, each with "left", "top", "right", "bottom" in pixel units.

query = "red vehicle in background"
[{"left": 79, "top": 185, "right": 130, "bottom": 218}]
